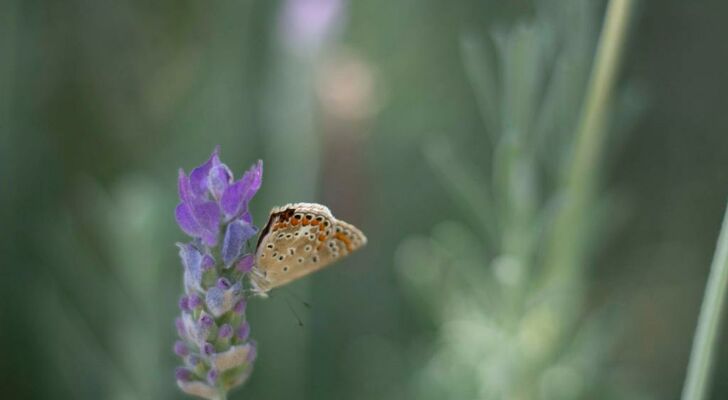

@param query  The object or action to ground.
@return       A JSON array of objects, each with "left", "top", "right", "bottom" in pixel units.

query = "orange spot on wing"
[
  {"left": 311, "top": 220, "right": 320, "bottom": 226},
  {"left": 290, "top": 219, "right": 299, "bottom": 226},
  {"left": 302, "top": 219, "right": 310, "bottom": 226},
  {"left": 335, "top": 232, "right": 353, "bottom": 252},
  {"left": 318, "top": 234, "right": 326, "bottom": 242}
]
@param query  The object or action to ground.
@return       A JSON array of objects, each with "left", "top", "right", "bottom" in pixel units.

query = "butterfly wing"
[{"left": 251, "top": 203, "right": 366, "bottom": 294}]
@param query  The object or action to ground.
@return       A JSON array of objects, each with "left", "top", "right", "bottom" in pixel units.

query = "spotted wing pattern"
[{"left": 251, "top": 203, "right": 366, "bottom": 294}]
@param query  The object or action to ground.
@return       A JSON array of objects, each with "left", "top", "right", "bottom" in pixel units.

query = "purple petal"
[
  {"left": 175, "top": 367, "right": 193, "bottom": 382},
  {"left": 175, "top": 317, "right": 186, "bottom": 337},
  {"left": 189, "top": 147, "right": 220, "bottom": 197},
  {"left": 192, "top": 202, "right": 221, "bottom": 246},
  {"left": 217, "top": 277, "right": 231, "bottom": 290},
  {"left": 193, "top": 313, "right": 214, "bottom": 343},
  {"left": 174, "top": 341, "right": 189, "bottom": 357},
  {"left": 207, "top": 368, "right": 219, "bottom": 385},
  {"left": 246, "top": 341, "right": 257, "bottom": 363},
  {"left": 236, "top": 254, "right": 255, "bottom": 273},
  {"left": 208, "top": 163, "right": 233, "bottom": 200},
  {"left": 177, "top": 243, "right": 203, "bottom": 283},
  {"left": 188, "top": 294, "right": 202, "bottom": 309},
  {"left": 186, "top": 354, "right": 201, "bottom": 368},
  {"left": 236, "top": 321, "right": 250, "bottom": 341},
  {"left": 220, "top": 160, "right": 263, "bottom": 218},
  {"left": 206, "top": 287, "right": 225, "bottom": 316},
  {"left": 218, "top": 324, "right": 233, "bottom": 339},
  {"left": 234, "top": 299, "right": 247, "bottom": 314},
  {"left": 175, "top": 203, "right": 203, "bottom": 238},
  {"left": 220, "top": 180, "right": 247, "bottom": 218},
  {"left": 201, "top": 254, "right": 215, "bottom": 271},
  {"left": 178, "top": 296, "right": 190, "bottom": 312},
  {"left": 177, "top": 169, "right": 195, "bottom": 204},
  {"left": 199, "top": 313, "right": 214, "bottom": 329},
  {"left": 221, "top": 220, "right": 257, "bottom": 267},
  {"left": 203, "top": 342, "right": 215, "bottom": 356}
]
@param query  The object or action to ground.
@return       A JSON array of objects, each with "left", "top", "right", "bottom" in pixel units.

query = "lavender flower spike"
[{"left": 174, "top": 148, "right": 262, "bottom": 399}]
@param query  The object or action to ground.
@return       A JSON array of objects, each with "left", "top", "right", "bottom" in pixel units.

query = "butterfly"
[{"left": 250, "top": 203, "right": 366, "bottom": 296}]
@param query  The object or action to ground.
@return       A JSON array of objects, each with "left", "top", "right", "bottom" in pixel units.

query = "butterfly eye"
[
  {"left": 278, "top": 255, "right": 285, "bottom": 261},
  {"left": 323, "top": 221, "right": 329, "bottom": 227},
  {"left": 294, "top": 214, "right": 302, "bottom": 220},
  {"left": 312, "top": 255, "right": 319, "bottom": 263},
  {"left": 288, "top": 248, "right": 295, "bottom": 255},
  {"left": 267, "top": 244, "right": 274, "bottom": 249},
  {"left": 315, "top": 217, "right": 323, "bottom": 222},
  {"left": 297, "top": 257, "right": 304, "bottom": 263},
  {"left": 283, "top": 266, "right": 289, "bottom": 272},
  {"left": 304, "top": 245, "right": 312, "bottom": 252},
  {"left": 305, "top": 215, "right": 313, "bottom": 220}
]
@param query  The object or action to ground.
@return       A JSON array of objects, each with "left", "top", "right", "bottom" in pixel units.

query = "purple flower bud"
[
  {"left": 219, "top": 324, "right": 233, "bottom": 339},
  {"left": 222, "top": 219, "right": 257, "bottom": 267},
  {"left": 231, "top": 282, "right": 243, "bottom": 296},
  {"left": 234, "top": 299, "right": 247, "bottom": 314},
  {"left": 174, "top": 341, "right": 189, "bottom": 357},
  {"left": 186, "top": 354, "right": 201, "bottom": 368},
  {"left": 188, "top": 294, "right": 202, "bottom": 309},
  {"left": 206, "top": 287, "right": 226, "bottom": 317},
  {"left": 175, "top": 367, "right": 193, "bottom": 382},
  {"left": 201, "top": 254, "right": 215, "bottom": 271},
  {"left": 217, "top": 277, "right": 231, "bottom": 290},
  {"left": 177, "top": 243, "right": 203, "bottom": 280},
  {"left": 199, "top": 313, "right": 214, "bottom": 329},
  {"left": 203, "top": 342, "right": 215, "bottom": 356},
  {"left": 207, "top": 368, "right": 219, "bottom": 385},
  {"left": 247, "top": 341, "right": 258, "bottom": 363},
  {"left": 237, "top": 321, "right": 251, "bottom": 341},
  {"left": 178, "top": 296, "right": 190, "bottom": 312},
  {"left": 175, "top": 317, "right": 186, "bottom": 337},
  {"left": 236, "top": 254, "right": 255, "bottom": 273}
]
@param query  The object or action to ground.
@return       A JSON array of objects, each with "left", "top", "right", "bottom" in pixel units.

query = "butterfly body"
[{"left": 251, "top": 203, "right": 366, "bottom": 296}]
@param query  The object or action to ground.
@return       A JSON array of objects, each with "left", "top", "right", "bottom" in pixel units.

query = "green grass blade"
[{"left": 682, "top": 201, "right": 728, "bottom": 400}]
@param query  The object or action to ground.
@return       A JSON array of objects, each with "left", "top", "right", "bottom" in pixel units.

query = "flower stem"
[
  {"left": 542, "top": 0, "right": 634, "bottom": 283},
  {"left": 681, "top": 201, "right": 728, "bottom": 400}
]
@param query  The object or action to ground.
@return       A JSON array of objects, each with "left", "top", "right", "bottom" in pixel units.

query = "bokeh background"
[{"left": 2, "top": 0, "right": 728, "bottom": 399}]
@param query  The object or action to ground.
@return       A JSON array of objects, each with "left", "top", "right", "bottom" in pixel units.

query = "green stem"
[
  {"left": 542, "top": 0, "right": 634, "bottom": 283},
  {"left": 681, "top": 201, "right": 728, "bottom": 400}
]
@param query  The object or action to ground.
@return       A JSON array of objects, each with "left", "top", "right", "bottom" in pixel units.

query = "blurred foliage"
[
  {"left": 1, "top": 1, "right": 728, "bottom": 400},
  {"left": 397, "top": 1, "right": 643, "bottom": 398}
]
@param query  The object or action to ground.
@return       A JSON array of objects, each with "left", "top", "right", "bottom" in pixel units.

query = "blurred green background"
[{"left": 1, "top": 0, "right": 728, "bottom": 399}]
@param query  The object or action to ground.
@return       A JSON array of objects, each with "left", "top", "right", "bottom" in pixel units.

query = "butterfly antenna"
[
  {"left": 282, "top": 287, "right": 312, "bottom": 309},
  {"left": 284, "top": 297, "right": 305, "bottom": 327}
]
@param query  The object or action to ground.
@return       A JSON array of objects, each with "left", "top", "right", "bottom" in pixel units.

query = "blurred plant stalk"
[
  {"left": 542, "top": 0, "right": 634, "bottom": 286},
  {"left": 681, "top": 202, "right": 728, "bottom": 400},
  {"left": 398, "top": 0, "right": 638, "bottom": 398}
]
